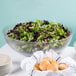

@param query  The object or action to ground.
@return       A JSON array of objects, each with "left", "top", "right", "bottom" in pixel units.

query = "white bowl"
[{"left": 0, "top": 54, "right": 12, "bottom": 76}]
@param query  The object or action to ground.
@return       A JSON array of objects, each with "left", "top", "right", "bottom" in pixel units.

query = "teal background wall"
[{"left": 0, "top": 0, "right": 76, "bottom": 47}]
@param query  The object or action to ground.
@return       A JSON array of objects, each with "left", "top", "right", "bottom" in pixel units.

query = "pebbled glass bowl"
[{"left": 3, "top": 25, "right": 72, "bottom": 56}]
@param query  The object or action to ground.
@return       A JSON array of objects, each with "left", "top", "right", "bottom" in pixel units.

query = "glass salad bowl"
[{"left": 3, "top": 21, "right": 72, "bottom": 56}]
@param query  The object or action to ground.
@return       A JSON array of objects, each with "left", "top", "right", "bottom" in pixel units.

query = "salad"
[{"left": 7, "top": 19, "right": 70, "bottom": 42}]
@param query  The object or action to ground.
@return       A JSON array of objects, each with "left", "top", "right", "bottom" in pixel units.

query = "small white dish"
[{"left": 0, "top": 54, "right": 12, "bottom": 76}]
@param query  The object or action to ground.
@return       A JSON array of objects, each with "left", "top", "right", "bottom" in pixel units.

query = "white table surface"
[{"left": 0, "top": 44, "right": 76, "bottom": 76}]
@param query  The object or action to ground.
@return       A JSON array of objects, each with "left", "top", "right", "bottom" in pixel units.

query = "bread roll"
[
  {"left": 34, "top": 63, "right": 40, "bottom": 70},
  {"left": 39, "top": 60, "right": 50, "bottom": 71},
  {"left": 58, "top": 63, "right": 68, "bottom": 70},
  {"left": 47, "top": 63, "right": 58, "bottom": 72}
]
